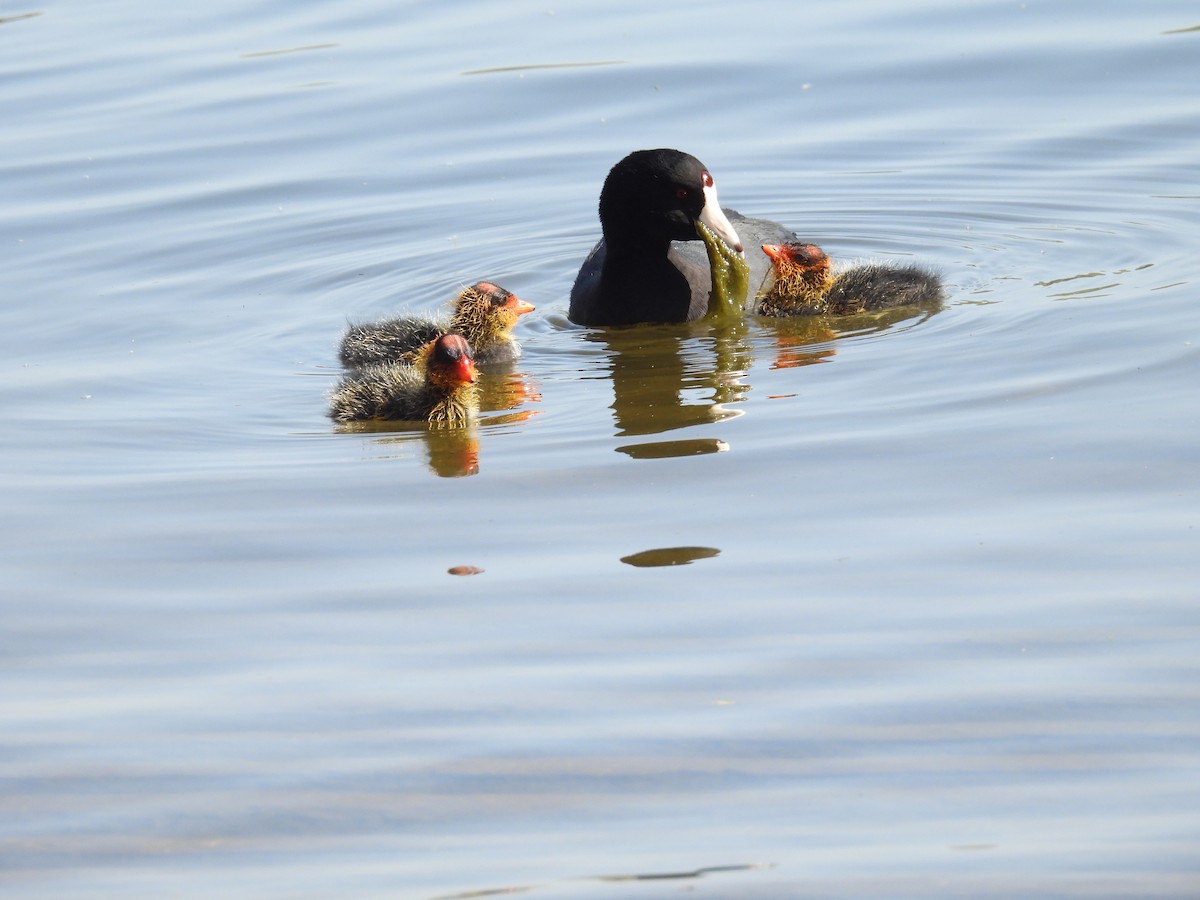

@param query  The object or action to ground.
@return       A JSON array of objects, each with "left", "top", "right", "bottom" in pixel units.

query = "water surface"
[{"left": 3, "top": 1, "right": 1199, "bottom": 897}]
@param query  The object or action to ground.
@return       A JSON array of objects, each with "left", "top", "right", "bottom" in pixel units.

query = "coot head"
[
  {"left": 598, "top": 149, "right": 743, "bottom": 254},
  {"left": 757, "top": 242, "right": 835, "bottom": 316},
  {"left": 428, "top": 333, "right": 478, "bottom": 387},
  {"left": 569, "top": 149, "right": 748, "bottom": 326},
  {"left": 462, "top": 281, "right": 536, "bottom": 327},
  {"left": 763, "top": 242, "right": 829, "bottom": 270}
]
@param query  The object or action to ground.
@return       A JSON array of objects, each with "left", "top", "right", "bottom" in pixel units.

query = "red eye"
[
  {"left": 702, "top": 171, "right": 714, "bottom": 187},
  {"left": 675, "top": 188, "right": 689, "bottom": 199}
]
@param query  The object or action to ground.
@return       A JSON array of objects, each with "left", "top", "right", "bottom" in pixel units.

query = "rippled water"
[{"left": 4, "top": 1, "right": 1199, "bottom": 897}]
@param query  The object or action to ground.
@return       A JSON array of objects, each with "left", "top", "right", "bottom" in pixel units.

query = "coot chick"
[
  {"left": 569, "top": 148, "right": 795, "bottom": 326},
  {"left": 340, "top": 282, "right": 534, "bottom": 368},
  {"left": 330, "top": 333, "right": 479, "bottom": 425},
  {"left": 758, "top": 242, "right": 944, "bottom": 317}
]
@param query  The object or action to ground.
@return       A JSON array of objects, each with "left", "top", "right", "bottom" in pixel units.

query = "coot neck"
[
  {"left": 601, "top": 223, "right": 673, "bottom": 262},
  {"left": 596, "top": 231, "right": 691, "bottom": 325}
]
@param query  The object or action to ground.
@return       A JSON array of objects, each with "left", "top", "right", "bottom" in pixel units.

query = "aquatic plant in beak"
[{"left": 697, "top": 219, "right": 750, "bottom": 321}]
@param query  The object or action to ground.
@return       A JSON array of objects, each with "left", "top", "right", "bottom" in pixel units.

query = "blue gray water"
[{"left": 3, "top": 1, "right": 1199, "bottom": 897}]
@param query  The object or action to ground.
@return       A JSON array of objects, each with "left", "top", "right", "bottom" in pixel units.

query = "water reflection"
[
  {"left": 762, "top": 316, "right": 839, "bottom": 370},
  {"left": 336, "top": 423, "right": 481, "bottom": 477},
  {"left": 333, "top": 369, "right": 539, "bottom": 477},
  {"left": 479, "top": 367, "right": 542, "bottom": 420},
  {"left": 430, "top": 862, "right": 768, "bottom": 900},
  {"left": 615, "top": 438, "right": 728, "bottom": 459},
  {"left": 762, "top": 301, "right": 939, "bottom": 369},
  {"left": 424, "top": 428, "right": 481, "bottom": 477},
  {"left": 0, "top": 12, "right": 41, "bottom": 26},
  {"left": 588, "top": 319, "right": 752, "bottom": 438},
  {"left": 331, "top": 302, "right": 933, "bottom": 475},
  {"left": 588, "top": 305, "right": 937, "bottom": 442}
]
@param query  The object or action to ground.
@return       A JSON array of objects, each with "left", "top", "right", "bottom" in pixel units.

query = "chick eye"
[{"left": 675, "top": 188, "right": 689, "bottom": 200}]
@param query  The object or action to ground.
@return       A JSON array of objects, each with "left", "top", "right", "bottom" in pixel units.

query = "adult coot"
[{"left": 569, "top": 149, "right": 796, "bottom": 326}]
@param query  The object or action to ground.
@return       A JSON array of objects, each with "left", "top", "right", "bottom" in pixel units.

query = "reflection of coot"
[
  {"left": 340, "top": 282, "right": 533, "bottom": 367},
  {"left": 570, "top": 149, "right": 795, "bottom": 325},
  {"left": 758, "top": 242, "right": 944, "bottom": 317},
  {"left": 591, "top": 326, "right": 750, "bottom": 439},
  {"left": 329, "top": 334, "right": 478, "bottom": 425},
  {"left": 422, "top": 428, "right": 480, "bottom": 479}
]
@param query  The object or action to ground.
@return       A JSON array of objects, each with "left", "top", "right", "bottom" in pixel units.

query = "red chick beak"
[
  {"left": 455, "top": 356, "right": 479, "bottom": 385},
  {"left": 508, "top": 296, "right": 536, "bottom": 316},
  {"left": 761, "top": 244, "right": 786, "bottom": 263}
]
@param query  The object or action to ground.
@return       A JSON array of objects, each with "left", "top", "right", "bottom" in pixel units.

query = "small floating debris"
[
  {"left": 448, "top": 565, "right": 484, "bottom": 576},
  {"left": 620, "top": 546, "right": 720, "bottom": 568}
]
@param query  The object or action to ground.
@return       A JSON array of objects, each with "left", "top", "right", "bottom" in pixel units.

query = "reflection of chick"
[
  {"left": 339, "top": 282, "right": 534, "bottom": 368},
  {"left": 758, "top": 243, "right": 944, "bottom": 317},
  {"left": 330, "top": 334, "right": 478, "bottom": 425}
]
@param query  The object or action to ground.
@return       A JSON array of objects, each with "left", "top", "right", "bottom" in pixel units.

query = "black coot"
[{"left": 569, "top": 148, "right": 795, "bottom": 326}]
